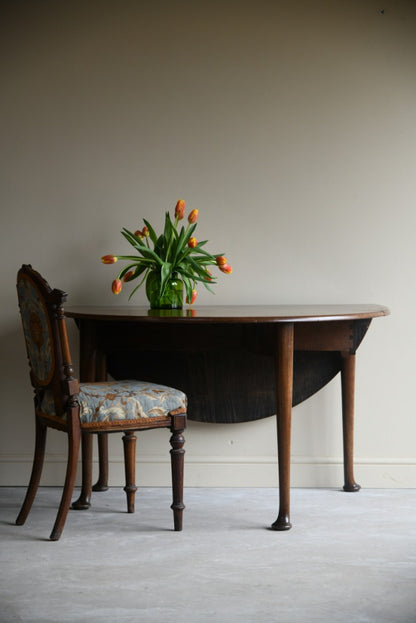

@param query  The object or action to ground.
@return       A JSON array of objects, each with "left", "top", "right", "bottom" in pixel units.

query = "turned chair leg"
[
  {"left": 71, "top": 432, "right": 93, "bottom": 510},
  {"left": 49, "top": 423, "right": 81, "bottom": 541},
  {"left": 122, "top": 431, "right": 137, "bottom": 513},
  {"left": 16, "top": 417, "right": 47, "bottom": 526},
  {"left": 170, "top": 426, "right": 185, "bottom": 531}
]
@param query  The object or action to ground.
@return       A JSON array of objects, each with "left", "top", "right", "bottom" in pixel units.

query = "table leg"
[
  {"left": 92, "top": 433, "right": 109, "bottom": 492},
  {"left": 271, "top": 323, "right": 294, "bottom": 531},
  {"left": 92, "top": 348, "right": 110, "bottom": 491},
  {"left": 341, "top": 351, "right": 361, "bottom": 492},
  {"left": 71, "top": 321, "right": 96, "bottom": 509},
  {"left": 72, "top": 322, "right": 109, "bottom": 508}
]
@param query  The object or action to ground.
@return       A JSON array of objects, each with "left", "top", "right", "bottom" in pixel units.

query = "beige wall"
[{"left": 1, "top": 0, "right": 415, "bottom": 488}]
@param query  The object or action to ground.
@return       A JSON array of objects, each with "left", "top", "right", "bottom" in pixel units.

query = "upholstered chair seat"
[
  {"left": 41, "top": 381, "right": 187, "bottom": 424},
  {"left": 78, "top": 381, "right": 187, "bottom": 424}
]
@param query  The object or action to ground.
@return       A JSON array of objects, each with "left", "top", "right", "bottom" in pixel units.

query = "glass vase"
[{"left": 145, "top": 272, "right": 183, "bottom": 310}]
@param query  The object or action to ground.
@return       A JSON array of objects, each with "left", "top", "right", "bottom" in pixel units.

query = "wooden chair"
[{"left": 15, "top": 265, "right": 186, "bottom": 540}]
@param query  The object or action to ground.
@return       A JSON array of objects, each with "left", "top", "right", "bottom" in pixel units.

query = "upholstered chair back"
[{"left": 16, "top": 264, "right": 69, "bottom": 419}]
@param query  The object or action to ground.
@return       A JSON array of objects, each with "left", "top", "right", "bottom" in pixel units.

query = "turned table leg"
[
  {"left": 271, "top": 323, "right": 294, "bottom": 531},
  {"left": 341, "top": 351, "right": 361, "bottom": 492}
]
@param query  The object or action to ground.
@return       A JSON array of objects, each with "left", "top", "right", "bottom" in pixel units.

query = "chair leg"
[
  {"left": 71, "top": 432, "right": 93, "bottom": 510},
  {"left": 122, "top": 431, "right": 137, "bottom": 513},
  {"left": 16, "top": 416, "right": 47, "bottom": 526},
  {"left": 170, "top": 422, "right": 186, "bottom": 531},
  {"left": 49, "top": 421, "right": 81, "bottom": 541}
]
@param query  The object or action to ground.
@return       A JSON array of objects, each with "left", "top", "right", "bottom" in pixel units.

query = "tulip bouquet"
[{"left": 101, "top": 200, "right": 232, "bottom": 307}]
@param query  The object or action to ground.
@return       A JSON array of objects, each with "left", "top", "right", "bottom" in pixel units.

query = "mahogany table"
[{"left": 66, "top": 304, "right": 389, "bottom": 530}]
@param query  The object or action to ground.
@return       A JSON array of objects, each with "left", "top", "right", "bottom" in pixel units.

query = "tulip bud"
[
  {"left": 188, "top": 237, "right": 197, "bottom": 248},
  {"left": 186, "top": 289, "right": 197, "bottom": 305},
  {"left": 134, "top": 229, "right": 144, "bottom": 239},
  {"left": 205, "top": 269, "right": 212, "bottom": 281},
  {"left": 142, "top": 226, "right": 150, "bottom": 237},
  {"left": 123, "top": 270, "right": 135, "bottom": 282},
  {"left": 112, "top": 279, "right": 122, "bottom": 294},
  {"left": 216, "top": 256, "right": 227, "bottom": 267},
  {"left": 175, "top": 200, "right": 185, "bottom": 220},
  {"left": 188, "top": 208, "right": 198, "bottom": 224},
  {"left": 101, "top": 255, "right": 117, "bottom": 264},
  {"left": 219, "top": 263, "right": 232, "bottom": 274}
]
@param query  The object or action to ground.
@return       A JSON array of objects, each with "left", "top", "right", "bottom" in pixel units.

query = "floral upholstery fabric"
[
  {"left": 79, "top": 381, "right": 187, "bottom": 423},
  {"left": 17, "top": 275, "right": 54, "bottom": 385},
  {"left": 41, "top": 381, "right": 186, "bottom": 423}
]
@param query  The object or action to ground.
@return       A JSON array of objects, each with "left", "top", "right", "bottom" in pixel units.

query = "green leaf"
[
  {"left": 184, "top": 222, "right": 197, "bottom": 242},
  {"left": 138, "top": 247, "right": 163, "bottom": 265},
  {"left": 164, "top": 211, "right": 174, "bottom": 236},
  {"left": 120, "top": 231, "right": 163, "bottom": 266},
  {"left": 122, "top": 228, "right": 146, "bottom": 248},
  {"left": 118, "top": 263, "right": 141, "bottom": 280},
  {"left": 181, "top": 275, "right": 193, "bottom": 303},
  {"left": 178, "top": 264, "right": 216, "bottom": 284},
  {"left": 127, "top": 268, "right": 150, "bottom": 300},
  {"left": 155, "top": 234, "right": 166, "bottom": 260},
  {"left": 164, "top": 212, "right": 173, "bottom": 244},
  {"left": 125, "top": 264, "right": 147, "bottom": 281},
  {"left": 187, "top": 256, "right": 212, "bottom": 278},
  {"left": 142, "top": 219, "right": 158, "bottom": 245},
  {"left": 195, "top": 246, "right": 222, "bottom": 260},
  {"left": 164, "top": 212, "right": 182, "bottom": 263},
  {"left": 120, "top": 232, "right": 160, "bottom": 265},
  {"left": 201, "top": 280, "right": 216, "bottom": 294},
  {"left": 192, "top": 256, "right": 216, "bottom": 266},
  {"left": 160, "top": 261, "right": 172, "bottom": 296},
  {"left": 178, "top": 266, "right": 216, "bottom": 296},
  {"left": 177, "top": 246, "right": 217, "bottom": 268},
  {"left": 172, "top": 226, "right": 187, "bottom": 266}
]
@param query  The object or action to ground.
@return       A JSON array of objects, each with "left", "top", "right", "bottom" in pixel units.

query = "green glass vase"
[{"left": 145, "top": 272, "right": 183, "bottom": 310}]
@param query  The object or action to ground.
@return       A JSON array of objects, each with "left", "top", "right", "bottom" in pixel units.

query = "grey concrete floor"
[{"left": 1, "top": 487, "right": 415, "bottom": 623}]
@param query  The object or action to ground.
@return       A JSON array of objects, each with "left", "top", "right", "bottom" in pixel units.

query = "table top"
[{"left": 66, "top": 304, "right": 390, "bottom": 324}]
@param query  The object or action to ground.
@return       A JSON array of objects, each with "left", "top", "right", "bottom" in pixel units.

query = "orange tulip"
[
  {"left": 134, "top": 229, "right": 144, "bottom": 239},
  {"left": 219, "top": 263, "right": 232, "bottom": 274},
  {"left": 188, "top": 208, "right": 198, "bottom": 224},
  {"left": 123, "top": 270, "right": 135, "bottom": 282},
  {"left": 188, "top": 237, "right": 197, "bottom": 248},
  {"left": 112, "top": 279, "right": 122, "bottom": 294},
  {"left": 101, "top": 255, "right": 117, "bottom": 264},
  {"left": 175, "top": 199, "right": 185, "bottom": 220},
  {"left": 186, "top": 289, "right": 197, "bottom": 305},
  {"left": 142, "top": 226, "right": 150, "bottom": 237},
  {"left": 216, "top": 256, "right": 227, "bottom": 267}
]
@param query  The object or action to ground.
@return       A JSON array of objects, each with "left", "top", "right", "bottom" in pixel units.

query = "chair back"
[{"left": 16, "top": 264, "right": 75, "bottom": 419}]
